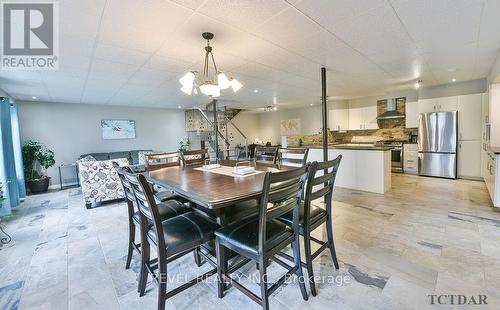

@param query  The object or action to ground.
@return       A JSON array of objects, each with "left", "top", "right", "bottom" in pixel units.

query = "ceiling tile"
[
  {"left": 197, "top": 0, "right": 288, "bottom": 31},
  {"left": 253, "top": 7, "right": 323, "bottom": 49},
  {"left": 94, "top": 43, "right": 151, "bottom": 66},
  {"left": 391, "top": 0, "right": 484, "bottom": 52},
  {"left": 293, "top": 0, "right": 386, "bottom": 31}
]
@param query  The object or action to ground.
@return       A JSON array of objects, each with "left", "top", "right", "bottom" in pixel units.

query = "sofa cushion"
[
  {"left": 80, "top": 153, "right": 109, "bottom": 161},
  {"left": 130, "top": 150, "right": 152, "bottom": 165},
  {"left": 109, "top": 151, "right": 132, "bottom": 164}
]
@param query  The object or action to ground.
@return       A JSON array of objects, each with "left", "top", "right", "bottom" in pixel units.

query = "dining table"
[{"left": 146, "top": 159, "right": 294, "bottom": 227}]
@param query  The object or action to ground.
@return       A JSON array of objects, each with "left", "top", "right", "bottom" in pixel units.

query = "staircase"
[{"left": 185, "top": 101, "right": 249, "bottom": 160}]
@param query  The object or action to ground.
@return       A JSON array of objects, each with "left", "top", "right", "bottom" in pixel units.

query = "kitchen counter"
[
  {"left": 489, "top": 146, "right": 500, "bottom": 154},
  {"left": 308, "top": 147, "right": 391, "bottom": 194},
  {"left": 305, "top": 144, "right": 393, "bottom": 151}
]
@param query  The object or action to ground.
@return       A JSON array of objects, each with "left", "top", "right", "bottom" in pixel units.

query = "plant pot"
[{"left": 27, "top": 177, "right": 50, "bottom": 194}]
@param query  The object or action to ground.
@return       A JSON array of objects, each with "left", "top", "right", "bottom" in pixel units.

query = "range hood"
[{"left": 377, "top": 98, "right": 405, "bottom": 120}]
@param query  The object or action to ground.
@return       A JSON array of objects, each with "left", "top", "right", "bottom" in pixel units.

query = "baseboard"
[{"left": 47, "top": 182, "right": 79, "bottom": 190}]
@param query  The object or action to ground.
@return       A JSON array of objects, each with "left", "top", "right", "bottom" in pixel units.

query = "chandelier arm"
[{"left": 210, "top": 52, "right": 218, "bottom": 73}]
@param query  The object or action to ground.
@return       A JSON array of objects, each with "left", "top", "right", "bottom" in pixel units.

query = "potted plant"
[
  {"left": 179, "top": 137, "right": 191, "bottom": 152},
  {"left": 0, "top": 181, "right": 5, "bottom": 206},
  {"left": 22, "top": 140, "right": 55, "bottom": 194}
]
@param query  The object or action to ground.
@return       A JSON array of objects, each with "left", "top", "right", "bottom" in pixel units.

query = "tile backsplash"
[{"left": 287, "top": 127, "right": 418, "bottom": 147}]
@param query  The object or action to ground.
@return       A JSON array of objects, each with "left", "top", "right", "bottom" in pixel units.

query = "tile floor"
[{"left": 1, "top": 174, "right": 500, "bottom": 309}]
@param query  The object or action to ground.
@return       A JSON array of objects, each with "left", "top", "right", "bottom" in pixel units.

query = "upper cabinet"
[
  {"left": 328, "top": 101, "right": 349, "bottom": 131},
  {"left": 417, "top": 96, "right": 457, "bottom": 113},
  {"left": 348, "top": 101, "right": 377, "bottom": 130},
  {"left": 437, "top": 96, "right": 458, "bottom": 111},
  {"left": 418, "top": 98, "right": 438, "bottom": 113},
  {"left": 405, "top": 101, "right": 419, "bottom": 128},
  {"left": 457, "top": 94, "right": 482, "bottom": 141}
]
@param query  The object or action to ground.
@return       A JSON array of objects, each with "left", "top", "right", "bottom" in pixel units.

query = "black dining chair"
[
  {"left": 276, "top": 147, "right": 309, "bottom": 167},
  {"left": 112, "top": 163, "right": 191, "bottom": 277},
  {"left": 214, "top": 165, "right": 310, "bottom": 309},
  {"left": 142, "top": 152, "right": 190, "bottom": 204},
  {"left": 277, "top": 155, "right": 342, "bottom": 296},
  {"left": 124, "top": 171, "right": 219, "bottom": 310},
  {"left": 254, "top": 145, "right": 279, "bottom": 163}
]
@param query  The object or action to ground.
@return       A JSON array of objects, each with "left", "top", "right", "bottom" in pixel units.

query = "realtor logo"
[{"left": 1, "top": 1, "right": 59, "bottom": 70}]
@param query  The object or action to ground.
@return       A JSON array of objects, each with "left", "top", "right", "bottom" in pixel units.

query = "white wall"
[
  {"left": 488, "top": 50, "right": 500, "bottom": 84},
  {"left": 418, "top": 78, "right": 487, "bottom": 99},
  {"left": 258, "top": 105, "right": 324, "bottom": 144},
  {"left": 18, "top": 101, "right": 186, "bottom": 186}
]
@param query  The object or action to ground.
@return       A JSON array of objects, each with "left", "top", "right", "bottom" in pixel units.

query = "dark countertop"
[
  {"left": 305, "top": 144, "right": 393, "bottom": 151},
  {"left": 489, "top": 146, "right": 500, "bottom": 154}
]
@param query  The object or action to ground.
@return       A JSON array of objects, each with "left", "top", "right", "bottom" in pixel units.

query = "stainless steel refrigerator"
[{"left": 418, "top": 111, "right": 458, "bottom": 179}]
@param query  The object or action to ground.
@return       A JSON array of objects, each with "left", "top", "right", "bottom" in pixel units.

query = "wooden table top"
[{"left": 147, "top": 160, "right": 293, "bottom": 209}]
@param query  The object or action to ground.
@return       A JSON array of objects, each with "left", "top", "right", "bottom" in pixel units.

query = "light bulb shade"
[
  {"left": 230, "top": 78, "right": 243, "bottom": 92},
  {"left": 217, "top": 72, "right": 231, "bottom": 90},
  {"left": 199, "top": 81, "right": 220, "bottom": 97},
  {"left": 180, "top": 84, "right": 193, "bottom": 95},
  {"left": 179, "top": 71, "right": 195, "bottom": 87}
]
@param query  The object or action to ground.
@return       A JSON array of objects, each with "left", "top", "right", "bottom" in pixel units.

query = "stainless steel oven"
[{"left": 376, "top": 141, "right": 403, "bottom": 173}]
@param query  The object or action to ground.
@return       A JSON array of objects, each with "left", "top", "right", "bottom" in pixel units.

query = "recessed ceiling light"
[
  {"left": 310, "top": 103, "right": 313, "bottom": 106},
  {"left": 178, "top": 105, "right": 182, "bottom": 109},
  {"left": 253, "top": 89, "right": 259, "bottom": 93},
  {"left": 452, "top": 78, "right": 457, "bottom": 82},
  {"left": 31, "top": 96, "right": 37, "bottom": 99}
]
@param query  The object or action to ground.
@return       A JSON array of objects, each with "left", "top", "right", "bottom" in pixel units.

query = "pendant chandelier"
[{"left": 179, "top": 32, "right": 242, "bottom": 98}]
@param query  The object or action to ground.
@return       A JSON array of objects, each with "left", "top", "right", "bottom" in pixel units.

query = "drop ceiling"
[{"left": 1, "top": 0, "right": 499, "bottom": 109}]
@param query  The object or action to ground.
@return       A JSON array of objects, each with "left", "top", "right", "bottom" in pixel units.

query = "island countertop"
[{"left": 303, "top": 144, "right": 394, "bottom": 151}]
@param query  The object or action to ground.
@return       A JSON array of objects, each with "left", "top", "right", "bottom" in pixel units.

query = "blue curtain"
[{"left": 0, "top": 98, "right": 26, "bottom": 217}]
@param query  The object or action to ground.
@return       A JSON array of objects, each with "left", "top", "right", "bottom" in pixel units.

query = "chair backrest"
[
  {"left": 258, "top": 164, "right": 309, "bottom": 253},
  {"left": 123, "top": 171, "right": 167, "bottom": 246},
  {"left": 254, "top": 145, "right": 279, "bottom": 163},
  {"left": 113, "top": 162, "right": 137, "bottom": 222},
  {"left": 276, "top": 147, "right": 309, "bottom": 167},
  {"left": 145, "top": 151, "right": 181, "bottom": 171},
  {"left": 180, "top": 149, "right": 209, "bottom": 166},
  {"left": 112, "top": 162, "right": 135, "bottom": 203},
  {"left": 303, "top": 155, "right": 342, "bottom": 225}
]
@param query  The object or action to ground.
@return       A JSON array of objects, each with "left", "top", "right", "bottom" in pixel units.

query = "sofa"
[
  {"left": 78, "top": 150, "right": 152, "bottom": 166},
  {"left": 77, "top": 156, "right": 130, "bottom": 209}
]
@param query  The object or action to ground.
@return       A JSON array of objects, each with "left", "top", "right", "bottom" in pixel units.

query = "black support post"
[{"left": 321, "top": 67, "right": 328, "bottom": 162}]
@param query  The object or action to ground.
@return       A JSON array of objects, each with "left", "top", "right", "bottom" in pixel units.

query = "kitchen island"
[{"left": 307, "top": 145, "right": 392, "bottom": 194}]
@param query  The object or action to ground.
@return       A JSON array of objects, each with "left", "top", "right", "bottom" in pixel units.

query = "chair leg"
[
  {"left": 126, "top": 221, "right": 135, "bottom": 270},
  {"left": 194, "top": 247, "right": 202, "bottom": 267},
  {"left": 258, "top": 258, "right": 269, "bottom": 310},
  {"left": 139, "top": 239, "right": 150, "bottom": 296},
  {"left": 326, "top": 217, "right": 339, "bottom": 270},
  {"left": 215, "top": 238, "right": 226, "bottom": 298},
  {"left": 303, "top": 231, "right": 317, "bottom": 296},
  {"left": 157, "top": 258, "right": 167, "bottom": 310},
  {"left": 293, "top": 234, "right": 309, "bottom": 301},
  {"left": 85, "top": 203, "right": 91, "bottom": 209}
]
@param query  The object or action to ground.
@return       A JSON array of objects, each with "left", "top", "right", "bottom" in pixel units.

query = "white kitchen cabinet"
[
  {"left": 403, "top": 143, "right": 418, "bottom": 174},
  {"left": 418, "top": 96, "right": 458, "bottom": 113},
  {"left": 458, "top": 140, "right": 482, "bottom": 179},
  {"left": 437, "top": 96, "right": 458, "bottom": 111},
  {"left": 457, "top": 94, "right": 482, "bottom": 141},
  {"left": 364, "top": 104, "right": 378, "bottom": 129},
  {"left": 328, "top": 101, "right": 349, "bottom": 131},
  {"left": 418, "top": 98, "right": 438, "bottom": 113},
  {"left": 348, "top": 102, "right": 364, "bottom": 130},
  {"left": 348, "top": 101, "right": 377, "bottom": 130},
  {"left": 405, "top": 101, "right": 419, "bottom": 128}
]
